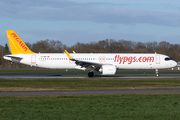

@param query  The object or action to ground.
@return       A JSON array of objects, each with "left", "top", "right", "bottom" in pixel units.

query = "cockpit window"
[{"left": 165, "top": 57, "right": 172, "bottom": 61}]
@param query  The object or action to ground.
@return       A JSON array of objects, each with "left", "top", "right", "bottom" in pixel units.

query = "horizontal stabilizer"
[{"left": 3, "top": 55, "right": 23, "bottom": 63}]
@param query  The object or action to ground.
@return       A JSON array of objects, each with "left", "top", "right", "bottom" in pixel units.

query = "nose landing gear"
[{"left": 155, "top": 69, "right": 159, "bottom": 77}]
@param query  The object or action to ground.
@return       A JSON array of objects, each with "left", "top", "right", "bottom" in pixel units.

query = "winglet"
[
  {"left": 6, "top": 30, "right": 35, "bottom": 54},
  {"left": 64, "top": 50, "right": 72, "bottom": 59},
  {"left": 73, "top": 51, "right": 76, "bottom": 54}
]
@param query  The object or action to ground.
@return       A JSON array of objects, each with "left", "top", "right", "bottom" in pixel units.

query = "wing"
[{"left": 64, "top": 50, "right": 102, "bottom": 71}]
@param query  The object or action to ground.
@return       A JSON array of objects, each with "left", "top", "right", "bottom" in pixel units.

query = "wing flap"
[{"left": 75, "top": 60, "right": 101, "bottom": 67}]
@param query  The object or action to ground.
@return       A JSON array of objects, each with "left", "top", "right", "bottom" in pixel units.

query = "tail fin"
[{"left": 6, "top": 30, "right": 34, "bottom": 54}]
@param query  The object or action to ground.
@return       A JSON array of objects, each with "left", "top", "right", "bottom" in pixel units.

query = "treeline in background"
[{"left": 0, "top": 39, "right": 180, "bottom": 69}]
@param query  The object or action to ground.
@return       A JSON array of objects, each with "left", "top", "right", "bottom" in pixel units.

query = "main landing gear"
[
  {"left": 155, "top": 69, "right": 159, "bottom": 77},
  {"left": 88, "top": 72, "right": 94, "bottom": 77}
]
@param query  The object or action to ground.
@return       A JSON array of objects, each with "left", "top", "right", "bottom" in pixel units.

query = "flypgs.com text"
[{"left": 114, "top": 55, "right": 154, "bottom": 64}]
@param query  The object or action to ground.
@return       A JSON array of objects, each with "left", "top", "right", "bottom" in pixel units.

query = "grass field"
[
  {"left": 0, "top": 94, "right": 180, "bottom": 120},
  {"left": 0, "top": 78, "right": 180, "bottom": 91},
  {"left": 1, "top": 70, "right": 180, "bottom": 120}
]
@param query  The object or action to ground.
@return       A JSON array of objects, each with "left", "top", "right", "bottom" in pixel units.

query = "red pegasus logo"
[{"left": 11, "top": 33, "right": 28, "bottom": 51}]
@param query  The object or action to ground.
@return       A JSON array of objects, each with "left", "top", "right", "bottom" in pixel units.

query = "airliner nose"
[{"left": 172, "top": 61, "right": 177, "bottom": 67}]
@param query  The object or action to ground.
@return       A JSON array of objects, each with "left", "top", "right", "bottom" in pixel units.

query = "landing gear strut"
[
  {"left": 88, "top": 72, "right": 94, "bottom": 77},
  {"left": 155, "top": 69, "right": 159, "bottom": 77}
]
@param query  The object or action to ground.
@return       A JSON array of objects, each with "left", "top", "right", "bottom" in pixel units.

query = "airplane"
[{"left": 3, "top": 30, "right": 177, "bottom": 77}]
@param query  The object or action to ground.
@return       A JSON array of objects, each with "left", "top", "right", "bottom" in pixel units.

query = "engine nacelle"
[{"left": 101, "top": 65, "right": 117, "bottom": 75}]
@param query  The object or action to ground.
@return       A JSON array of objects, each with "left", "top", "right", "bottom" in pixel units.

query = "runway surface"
[
  {"left": 0, "top": 71, "right": 180, "bottom": 76},
  {"left": 0, "top": 71, "right": 180, "bottom": 79},
  {"left": 1, "top": 75, "right": 180, "bottom": 79},
  {"left": 0, "top": 89, "right": 180, "bottom": 96}
]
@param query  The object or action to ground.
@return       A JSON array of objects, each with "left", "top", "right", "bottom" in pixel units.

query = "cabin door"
[
  {"left": 155, "top": 55, "right": 160, "bottom": 64},
  {"left": 31, "top": 55, "right": 36, "bottom": 64}
]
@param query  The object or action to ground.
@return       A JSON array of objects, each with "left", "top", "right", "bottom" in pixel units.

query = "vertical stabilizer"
[{"left": 6, "top": 30, "right": 34, "bottom": 54}]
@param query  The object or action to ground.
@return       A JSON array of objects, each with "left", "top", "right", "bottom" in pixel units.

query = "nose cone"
[{"left": 171, "top": 61, "right": 177, "bottom": 68}]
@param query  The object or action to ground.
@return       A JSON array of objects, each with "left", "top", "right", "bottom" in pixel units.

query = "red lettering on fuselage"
[
  {"left": 11, "top": 33, "right": 28, "bottom": 51},
  {"left": 114, "top": 55, "right": 154, "bottom": 64}
]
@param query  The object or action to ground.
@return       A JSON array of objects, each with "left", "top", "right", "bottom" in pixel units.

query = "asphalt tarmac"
[
  {"left": 0, "top": 89, "right": 180, "bottom": 96},
  {"left": 0, "top": 75, "right": 180, "bottom": 79},
  {"left": 0, "top": 71, "right": 180, "bottom": 76},
  {"left": 0, "top": 70, "right": 180, "bottom": 79}
]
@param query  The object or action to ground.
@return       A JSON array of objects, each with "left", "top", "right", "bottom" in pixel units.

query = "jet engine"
[{"left": 99, "top": 65, "right": 117, "bottom": 75}]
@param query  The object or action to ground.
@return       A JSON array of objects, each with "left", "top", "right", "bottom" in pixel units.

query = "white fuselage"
[{"left": 4, "top": 53, "right": 177, "bottom": 70}]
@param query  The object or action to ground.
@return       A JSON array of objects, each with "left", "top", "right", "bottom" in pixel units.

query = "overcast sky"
[{"left": 0, "top": 0, "right": 180, "bottom": 47}]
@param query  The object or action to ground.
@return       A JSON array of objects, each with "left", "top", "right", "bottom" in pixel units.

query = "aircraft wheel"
[
  {"left": 88, "top": 72, "right": 94, "bottom": 77},
  {"left": 155, "top": 69, "right": 159, "bottom": 77}
]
